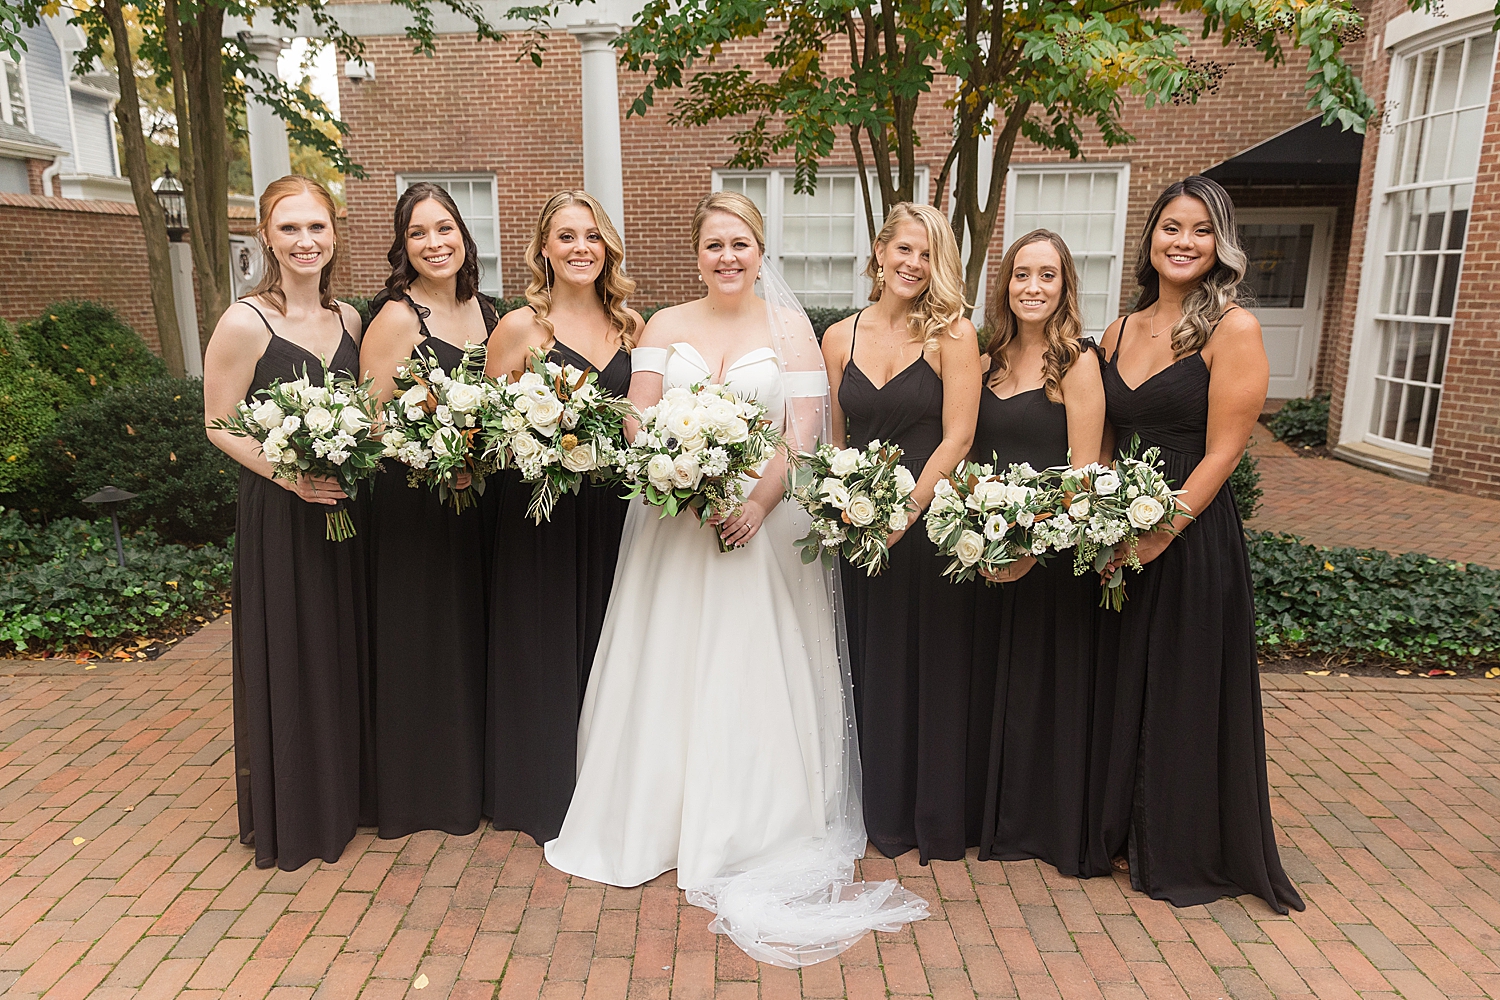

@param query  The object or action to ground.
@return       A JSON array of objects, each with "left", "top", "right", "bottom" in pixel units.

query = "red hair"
[{"left": 252, "top": 175, "right": 342, "bottom": 314}]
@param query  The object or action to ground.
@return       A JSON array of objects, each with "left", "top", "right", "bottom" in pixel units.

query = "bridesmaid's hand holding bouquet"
[
  {"left": 211, "top": 364, "right": 385, "bottom": 540},
  {"left": 380, "top": 343, "right": 501, "bottom": 513},
  {"left": 788, "top": 440, "right": 914, "bottom": 575}
]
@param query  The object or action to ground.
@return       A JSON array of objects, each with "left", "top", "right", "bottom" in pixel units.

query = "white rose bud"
[
  {"left": 829, "top": 448, "right": 862, "bottom": 476},
  {"left": 1128, "top": 495, "right": 1166, "bottom": 529},
  {"left": 953, "top": 529, "right": 985, "bottom": 567},
  {"left": 646, "top": 454, "right": 676, "bottom": 491},
  {"left": 893, "top": 465, "right": 916, "bottom": 497},
  {"left": 845, "top": 494, "right": 876, "bottom": 527},
  {"left": 561, "top": 441, "right": 596, "bottom": 473},
  {"left": 887, "top": 506, "right": 909, "bottom": 533},
  {"left": 1069, "top": 495, "right": 1090, "bottom": 518}
]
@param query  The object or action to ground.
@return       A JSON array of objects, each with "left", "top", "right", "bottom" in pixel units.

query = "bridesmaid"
[
  {"left": 483, "top": 191, "right": 640, "bottom": 844},
  {"left": 204, "top": 175, "right": 369, "bottom": 871},
  {"left": 970, "top": 230, "right": 1109, "bottom": 876},
  {"left": 822, "top": 202, "right": 983, "bottom": 863},
  {"left": 360, "top": 183, "right": 499, "bottom": 838},
  {"left": 1096, "top": 176, "right": 1303, "bottom": 912}
]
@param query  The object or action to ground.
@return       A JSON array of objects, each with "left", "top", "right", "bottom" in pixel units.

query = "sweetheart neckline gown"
[
  {"left": 484, "top": 337, "right": 632, "bottom": 844},
  {"left": 1098, "top": 315, "right": 1304, "bottom": 914},
  {"left": 231, "top": 302, "right": 371, "bottom": 871}
]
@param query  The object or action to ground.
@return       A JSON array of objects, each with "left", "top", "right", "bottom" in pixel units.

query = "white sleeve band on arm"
[
  {"left": 782, "top": 371, "right": 830, "bottom": 398},
  {"left": 631, "top": 347, "right": 668, "bottom": 374}
]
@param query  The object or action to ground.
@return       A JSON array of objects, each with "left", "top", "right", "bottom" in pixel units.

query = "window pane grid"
[
  {"left": 1010, "top": 169, "right": 1123, "bottom": 336},
  {"left": 398, "top": 176, "right": 501, "bottom": 296}
]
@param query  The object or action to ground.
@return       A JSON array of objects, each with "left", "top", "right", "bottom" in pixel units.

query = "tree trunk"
[
  {"left": 101, "top": 0, "right": 186, "bottom": 378},
  {"left": 183, "top": 8, "right": 231, "bottom": 348},
  {"left": 960, "top": 101, "right": 1030, "bottom": 311}
]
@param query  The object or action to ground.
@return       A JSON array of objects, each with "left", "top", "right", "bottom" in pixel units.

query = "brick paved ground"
[
  {"left": 4, "top": 618, "right": 1500, "bottom": 1000},
  {"left": 1246, "top": 426, "right": 1500, "bottom": 568}
]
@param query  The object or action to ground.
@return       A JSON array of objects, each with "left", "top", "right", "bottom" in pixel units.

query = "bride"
[{"left": 544, "top": 192, "right": 927, "bottom": 965}]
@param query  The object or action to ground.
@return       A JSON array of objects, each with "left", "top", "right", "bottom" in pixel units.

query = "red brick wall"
[{"left": 24, "top": 158, "right": 49, "bottom": 196}]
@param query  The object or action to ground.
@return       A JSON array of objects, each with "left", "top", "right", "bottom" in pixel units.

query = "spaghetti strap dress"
[
  {"left": 485, "top": 339, "right": 632, "bottom": 844},
  {"left": 367, "top": 291, "right": 499, "bottom": 838},
  {"left": 231, "top": 300, "right": 370, "bottom": 871},
  {"left": 838, "top": 312, "right": 982, "bottom": 863},
  {"left": 970, "top": 383, "right": 1111, "bottom": 876},
  {"left": 1098, "top": 312, "right": 1304, "bottom": 913}
]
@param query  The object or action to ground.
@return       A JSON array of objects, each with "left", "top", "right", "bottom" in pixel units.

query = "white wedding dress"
[{"left": 545, "top": 338, "right": 927, "bottom": 966}]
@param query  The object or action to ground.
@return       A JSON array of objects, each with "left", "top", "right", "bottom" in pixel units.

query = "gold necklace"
[{"left": 1148, "top": 306, "right": 1169, "bottom": 339}]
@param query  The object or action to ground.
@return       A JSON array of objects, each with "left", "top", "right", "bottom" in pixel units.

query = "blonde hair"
[
  {"left": 524, "top": 190, "right": 639, "bottom": 347},
  {"left": 864, "top": 202, "right": 966, "bottom": 350},
  {"left": 984, "top": 230, "right": 1085, "bottom": 404},
  {"left": 1133, "top": 176, "right": 1248, "bottom": 358},
  {"left": 252, "top": 175, "right": 342, "bottom": 315},
  {"left": 691, "top": 191, "right": 766, "bottom": 253}
]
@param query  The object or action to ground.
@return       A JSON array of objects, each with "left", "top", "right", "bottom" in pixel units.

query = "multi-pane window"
[
  {"left": 1006, "top": 167, "right": 1128, "bottom": 336},
  {"left": 1368, "top": 30, "right": 1496, "bottom": 451},
  {"left": 0, "top": 56, "right": 29, "bottom": 131},
  {"left": 395, "top": 174, "right": 502, "bottom": 296}
]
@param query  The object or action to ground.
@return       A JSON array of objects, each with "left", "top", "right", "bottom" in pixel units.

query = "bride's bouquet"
[
  {"left": 789, "top": 440, "right": 915, "bottom": 575},
  {"left": 380, "top": 343, "right": 503, "bottom": 512},
  {"left": 482, "top": 350, "right": 634, "bottom": 523},
  {"left": 620, "top": 383, "right": 782, "bottom": 549},
  {"left": 1055, "top": 439, "right": 1191, "bottom": 610},
  {"left": 924, "top": 461, "right": 1069, "bottom": 584},
  {"left": 212, "top": 364, "right": 385, "bottom": 540}
]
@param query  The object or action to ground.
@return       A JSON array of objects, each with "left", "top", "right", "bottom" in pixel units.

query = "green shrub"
[
  {"left": 1249, "top": 532, "right": 1500, "bottom": 669},
  {"left": 344, "top": 296, "right": 374, "bottom": 329},
  {"left": 1229, "top": 449, "right": 1262, "bottom": 522},
  {"left": 0, "top": 321, "right": 73, "bottom": 495},
  {"left": 807, "top": 307, "right": 860, "bottom": 339},
  {"left": 30, "top": 378, "right": 237, "bottom": 544},
  {"left": 1267, "top": 394, "right": 1330, "bottom": 447},
  {"left": 17, "top": 301, "right": 167, "bottom": 403},
  {"left": 0, "top": 506, "right": 231, "bottom": 653}
]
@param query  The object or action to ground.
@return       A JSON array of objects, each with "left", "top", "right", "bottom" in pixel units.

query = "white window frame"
[
  {"left": 0, "top": 54, "right": 33, "bottom": 131},
  {"left": 1003, "top": 162, "right": 1131, "bottom": 338},
  {"left": 1340, "top": 17, "right": 1498, "bottom": 458},
  {"left": 712, "top": 166, "right": 931, "bottom": 307},
  {"left": 394, "top": 173, "right": 504, "bottom": 297}
]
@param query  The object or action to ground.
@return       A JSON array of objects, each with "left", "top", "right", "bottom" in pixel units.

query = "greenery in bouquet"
[
  {"left": 210, "top": 365, "right": 384, "bottom": 541},
  {"left": 1057, "top": 439, "right": 1191, "bottom": 610},
  {"left": 924, "top": 461, "right": 1063, "bottom": 584},
  {"left": 621, "top": 383, "right": 782, "bottom": 550},
  {"left": 381, "top": 343, "right": 501, "bottom": 513},
  {"left": 482, "top": 350, "right": 634, "bottom": 523},
  {"left": 789, "top": 439, "right": 914, "bottom": 575}
]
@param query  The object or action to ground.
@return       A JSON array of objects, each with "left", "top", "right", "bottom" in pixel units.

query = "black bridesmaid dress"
[
  {"left": 367, "top": 292, "right": 499, "bottom": 839},
  {"left": 484, "top": 338, "right": 632, "bottom": 844},
  {"left": 971, "top": 385, "right": 1111, "bottom": 877},
  {"left": 232, "top": 301, "right": 370, "bottom": 871},
  {"left": 1098, "top": 312, "right": 1303, "bottom": 913},
  {"left": 839, "top": 314, "right": 982, "bottom": 863}
]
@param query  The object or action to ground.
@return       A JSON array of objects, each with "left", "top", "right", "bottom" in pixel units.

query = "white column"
[
  {"left": 169, "top": 242, "right": 203, "bottom": 378},
  {"left": 568, "top": 22, "right": 626, "bottom": 242},
  {"left": 243, "top": 33, "right": 292, "bottom": 210}
]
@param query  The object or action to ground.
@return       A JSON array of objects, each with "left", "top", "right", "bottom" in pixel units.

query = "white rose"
[
  {"left": 893, "top": 465, "right": 916, "bottom": 497},
  {"left": 829, "top": 448, "right": 863, "bottom": 476},
  {"left": 251, "top": 400, "right": 284, "bottom": 430},
  {"left": 887, "top": 506, "right": 909, "bottom": 533},
  {"left": 845, "top": 494, "right": 876, "bottom": 527},
  {"left": 338, "top": 406, "right": 369, "bottom": 435},
  {"left": 572, "top": 381, "right": 597, "bottom": 405},
  {"left": 303, "top": 406, "right": 335, "bottom": 435},
  {"left": 445, "top": 381, "right": 483, "bottom": 413},
  {"left": 1094, "top": 471, "right": 1120, "bottom": 495},
  {"left": 431, "top": 426, "right": 466, "bottom": 461},
  {"left": 435, "top": 404, "right": 454, "bottom": 426},
  {"left": 399, "top": 385, "right": 430, "bottom": 412},
  {"left": 970, "top": 479, "right": 1007, "bottom": 510},
  {"left": 954, "top": 529, "right": 985, "bottom": 567},
  {"left": 501, "top": 411, "right": 526, "bottom": 433},
  {"left": 662, "top": 386, "right": 692, "bottom": 404},
  {"left": 280, "top": 415, "right": 302, "bottom": 435},
  {"left": 561, "top": 441, "right": 597, "bottom": 473},
  {"left": 516, "top": 371, "right": 546, "bottom": 389},
  {"left": 671, "top": 453, "right": 703, "bottom": 489},
  {"left": 717, "top": 417, "right": 749, "bottom": 445},
  {"left": 983, "top": 513, "right": 1008, "bottom": 541},
  {"left": 527, "top": 394, "right": 565, "bottom": 434},
  {"left": 1069, "top": 495, "right": 1090, "bottom": 518},
  {"left": 300, "top": 384, "right": 330, "bottom": 406},
  {"left": 664, "top": 405, "right": 701, "bottom": 443},
  {"left": 933, "top": 477, "right": 956, "bottom": 498},
  {"left": 646, "top": 453, "right": 676, "bottom": 491},
  {"left": 510, "top": 432, "right": 543, "bottom": 463},
  {"left": 819, "top": 478, "right": 851, "bottom": 509},
  {"left": 1128, "top": 495, "right": 1166, "bottom": 529}
]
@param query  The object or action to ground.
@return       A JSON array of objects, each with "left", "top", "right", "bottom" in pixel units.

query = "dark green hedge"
[
  {"left": 1267, "top": 394, "right": 1330, "bottom": 447},
  {"left": 17, "top": 301, "right": 167, "bottom": 404},
  {"left": 0, "top": 322, "right": 72, "bottom": 495}
]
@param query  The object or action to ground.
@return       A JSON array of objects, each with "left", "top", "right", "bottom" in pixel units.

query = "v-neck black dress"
[
  {"left": 1097, "top": 312, "right": 1303, "bottom": 913},
  {"left": 838, "top": 313, "right": 982, "bottom": 863},
  {"left": 231, "top": 300, "right": 370, "bottom": 871},
  {"left": 367, "top": 292, "right": 499, "bottom": 839},
  {"left": 484, "top": 338, "right": 632, "bottom": 844},
  {"left": 970, "top": 384, "right": 1111, "bottom": 877}
]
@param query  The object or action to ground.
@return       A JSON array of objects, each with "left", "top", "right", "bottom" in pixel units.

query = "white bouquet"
[
  {"left": 620, "top": 383, "right": 782, "bottom": 551},
  {"left": 211, "top": 364, "right": 385, "bottom": 540},
  {"left": 380, "top": 343, "right": 503, "bottom": 513},
  {"left": 789, "top": 440, "right": 915, "bottom": 575},
  {"left": 923, "top": 461, "right": 1062, "bottom": 584},
  {"left": 481, "top": 349, "right": 634, "bottom": 523}
]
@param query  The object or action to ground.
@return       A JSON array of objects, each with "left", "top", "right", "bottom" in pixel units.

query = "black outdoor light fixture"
[
  {"left": 82, "top": 486, "right": 138, "bottom": 568},
  {"left": 153, "top": 168, "right": 189, "bottom": 242}
]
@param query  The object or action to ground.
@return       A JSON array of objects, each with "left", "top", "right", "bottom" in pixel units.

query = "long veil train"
[{"left": 681, "top": 261, "right": 929, "bottom": 966}]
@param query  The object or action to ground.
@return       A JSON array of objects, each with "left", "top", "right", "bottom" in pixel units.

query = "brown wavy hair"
[
  {"left": 984, "top": 230, "right": 1085, "bottom": 404},
  {"left": 524, "top": 190, "right": 639, "bottom": 347},
  {"left": 863, "top": 202, "right": 966, "bottom": 352},
  {"left": 251, "top": 175, "right": 342, "bottom": 314},
  {"left": 384, "top": 182, "right": 482, "bottom": 303}
]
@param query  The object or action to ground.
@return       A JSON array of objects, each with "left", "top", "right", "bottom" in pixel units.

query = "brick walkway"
[
  {"left": 4, "top": 619, "right": 1500, "bottom": 1000},
  {"left": 1246, "top": 426, "right": 1500, "bottom": 568}
]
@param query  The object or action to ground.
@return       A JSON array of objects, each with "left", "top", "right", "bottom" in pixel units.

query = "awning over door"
[{"left": 1204, "top": 116, "right": 1364, "bottom": 185}]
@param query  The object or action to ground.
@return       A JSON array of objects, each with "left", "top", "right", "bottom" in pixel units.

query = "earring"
[
  {"left": 877, "top": 265, "right": 885, "bottom": 283},
  {"left": 545, "top": 258, "right": 554, "bottom": 294}
]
